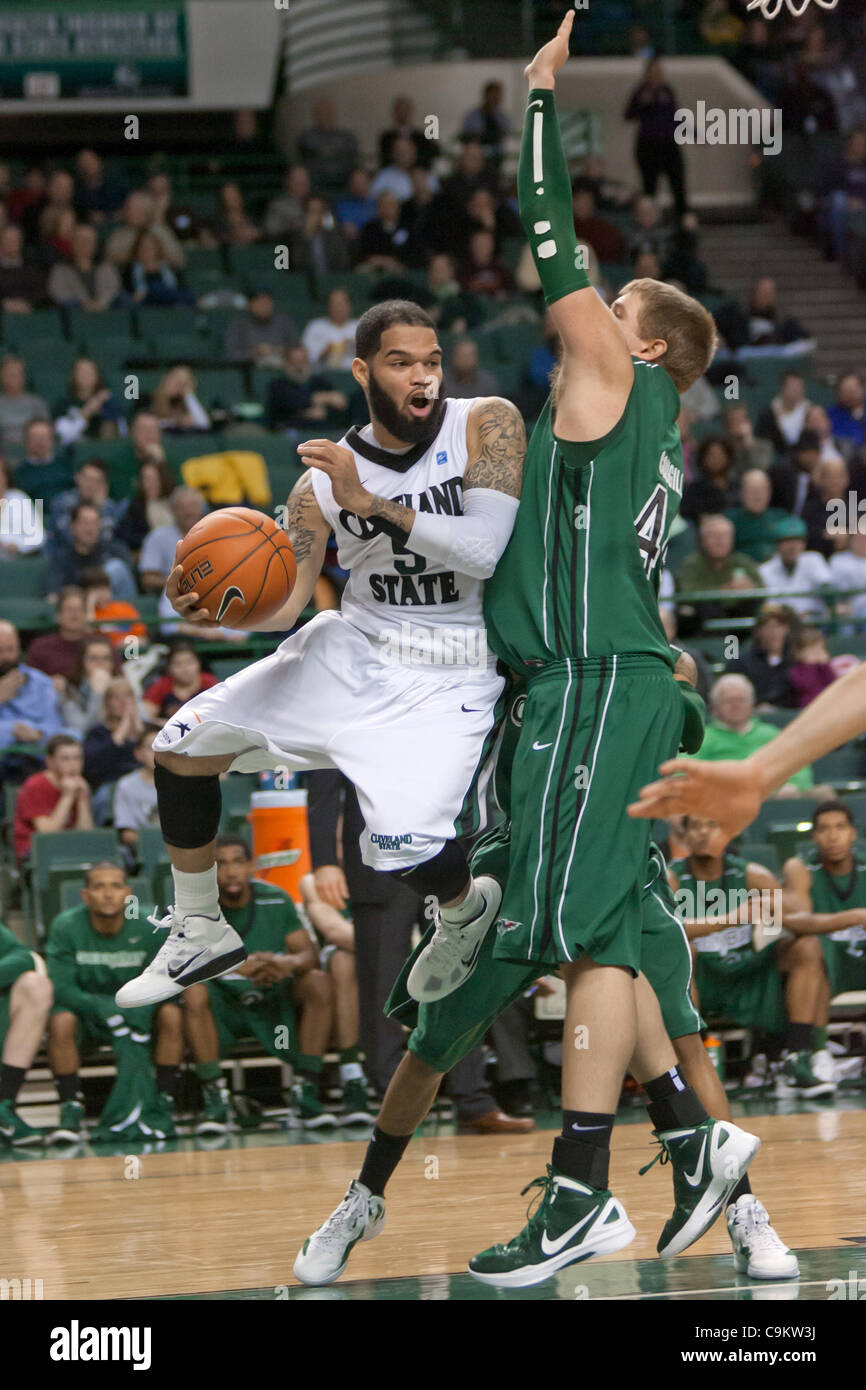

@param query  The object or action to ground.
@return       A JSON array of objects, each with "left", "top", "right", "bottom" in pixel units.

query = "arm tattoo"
[
  {"left": 365, "top": 494, "right": 416, "bottom": 538},
  {"left": 464, "top": 397, "right": 526, "bottom": 497},
  {"left": 286, "top": 471, "right": 328, "bottom": 563}
]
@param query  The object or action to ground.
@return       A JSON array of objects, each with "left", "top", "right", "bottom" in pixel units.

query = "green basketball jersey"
[
  {"left": 806, "top": 853, "right": 866, "bottom": 956},
  {"left": 220, "top": 878, "right": 301, "bottom": 950},
  {"left": 484, "top": 361, "right": 683, "bottom": 676},
  {"left": 670, "top": 854, "right": 753, "bottom": 966},
  {"left": 46, "top": 904, "right": 158, "bottom": 1006}
]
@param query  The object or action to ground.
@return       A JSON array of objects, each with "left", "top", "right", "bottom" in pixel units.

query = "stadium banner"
[{"left": 0, "top": 0, "right": 188, "bottom": 100}]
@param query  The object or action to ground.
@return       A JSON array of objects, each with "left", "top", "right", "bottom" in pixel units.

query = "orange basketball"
[{"left": 175, "top": 507, "right": 296, "bottom": 629}]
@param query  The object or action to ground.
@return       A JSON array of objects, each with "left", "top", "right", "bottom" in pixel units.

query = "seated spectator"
[
  {"left": 141, "top": 641, "right": 217, "bottom": 722},
  {"left": 768, "top": 429, "right": 826, "bottom": 550},
  {"left": 779, "top": 59, "right": 838, "bottom": 137},
  {"left": 265, "top": 346, "right": 348, "bottom": 431},
  {"left": 626, "top": 195, "right": 673, "bottom": 266},
  {"left": 115, "top": 457, "right": 176, "bottom": 554},
  {"left": 128, "top": 410, "right": 166, "bottom": 470},
  {"left": 517, "top": 309, "right": 561, "bottom": 419},
  {"left": 301, "top": 288, "right": 358, "bottom": 370},
  {"left": 829, "top": 530, "right": 866, "bottom": 623},
  {"left": 716, "top": 276, "right": 810, "bottom": 353},
  {"left": 681, "top": 438, "right": 738, "bottom": 524},
  {"left": 223, "top": 290, "right": 299, "bottom": 367},
  {"left": 297, "top": 98, "right": 360, "bottom": 194},
  {"left": 150, "top": 365, "right": 211, "bottom": 433},
  {"left": 28, "top": 169, "right": 75, "bottom": 247},
  {"left": 45, "top": 861, "right": 177, "bottom": 1143},
  {"left": 25, "top": 587, "right": 90, "bottom": 681},
  {"left": 263, "top": 165, "right": 311, "bottom": 240},
  {"left": 147, "top": 171, "right": 206, "bottom": 246},
  {"left": 212, "top": 181, "right": 260, "bottom": 247},
  {"left": 803, "top": 403, "right": 846, "bottom": 464},
  {"left": 113, "top": 726, "right": 159, "bottom": 859},
  {"left": 48, "top": 501, "right": 137, "bottom": 603},
  {"left": 464, "top": 185, "right": 521, "bottom": 250},
  {"left": 576, "top": 153, "right": 632, "bottom": 212},
  {"left": 0, "top": 455, "right": 44, "bottom": 554},
  {"left": 818, "top": 127, "right": 866, "bottom": 265},
  {"left": 380, "top": 94, "right": 437, "bottom": 170},
  {"left": 127, "top": 230, "right": 195, "bottom": 307},
  {"left": 354, "top": 191, "right": 411, "bottom": 272},
  {"left": 759, "top": 515, "right": 833, "bottom": 618},
  {"left": 105, "top": 190, "right": 185, "bottom": 270},
  {"left": 7, "top": 167, "right": 47, "bottom": 230},
  {"left": 440, "top": 139, "right": 499, "bottom": 211},
  {"left": 726, "top": 601, "right": 798, "bottom": 708},
  {"left": 53, "top": 360, "right": 125, "bottom": 447},
  {"left": 695, "top": 674, "right": 815, "bottom": 796},
  {"left": 13, "top": 733, "right": 92, "bottom": 863},
  {"left": 756, "top": 371, "right": 812, "bottom": 452},
  {"left": 46, "top": 222, "right": 122, "bottom": 311},
  {"left": 370, "top": 135, "right": 419, "bottom": 205},
  {"left": 676, "top": 514, "right": 764, "bottom": 625},
  {"left": 0, "top": 225, "right": 47, "bottom": 312},
  {"left": 0, "top": 917, "right": 53, "bottom": 1146},
  {"left": 722, "top": 404, "right": 774, "bottom": 473},
  {"left": 459, "top": 228, "right": 514, "bottom": 298},
  {"left": 182, "top": 836, "right": 340, "bottom": 1129},
  {"left": 0, "top": 621, "right": 70, "bottom": 771},
  {"left": 460, "top": 81, "right": 511, "bottom": 169},
  {"left": 83, "top": 677, "right": 142, "bottom": 806},
  {"left": 828, "top": 372, "right": 866, "bottom": 452},
  {"left": 442, "top": 338, "right": 500, "bottom": 400},
  {"left": 0, "top": 355, "right": 50, "bottom": 460},
  {"left": 572, "top": 184, "right": 626, "bottom": 264},
  {"left": 788, "top": 627, "right": 838, "bottom": 709},
  {"left": 48, "top": 458, "right": 124, "bottom": 556},
  {"left": 726, "top": 468, "right": 788, "bottom": 563},
  {"left": 679, "top": 367, "right": 721, "bottom": 429},
  {"left": 423, "top": 252, "right": 484, "bottom": 334},
  {"left": 74, "top": 148, "right": 126, "bottom": 224},
  {"left": 13, "top": 420, "right": 74, "bottom": 507},
  {"left": 57, "top": 632, "right": 116, "bottom": 737},
  {"left": 335, "top": 168, "right": 378, "bottom": 241},
  {"left": 39, "top": 205, "right": 77, "bottom": 262},
  {"left": 632, "top": 248, "right": 662, "bottom": 280},
  {"left": 813, "top": 455, "right": 850, "bottom": 558},
  {"left": 137, "top": 485, "right": 206, "bottom": 595},
  {"left": 81, "top": 567, "right": 146, "bottom": 650}
]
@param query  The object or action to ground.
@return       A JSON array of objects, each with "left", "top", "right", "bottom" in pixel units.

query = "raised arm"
[
  {"left": 296, "top": 395, "right": 524, "bottom": 581},
  {"left": 519, "top": 12, "right": 634, "bottom": 441},
  {"left": 165, "top": 470, "right": 330, "bottom": 634}
]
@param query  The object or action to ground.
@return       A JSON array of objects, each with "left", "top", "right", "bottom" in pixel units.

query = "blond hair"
[{"left": 620, "top": 278, "right": 719, "bottom": 393}]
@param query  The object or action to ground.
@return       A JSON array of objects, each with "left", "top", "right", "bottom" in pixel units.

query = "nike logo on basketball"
[
  {"left": 684, "top": 1135, "right": 707, "bottom": 1187},
  {"left": 539, "top": 1208, "right": 597, "bottom": 1256},
  {"left": 216, "top": 585, "right": 245, "bottom": 623},
  {"left": 533, "top": 740, "right": 552, "bottom": 751}
]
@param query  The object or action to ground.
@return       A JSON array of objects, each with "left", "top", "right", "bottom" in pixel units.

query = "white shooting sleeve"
[{"left": 406, "top": 487, "right": 520, "bottom": 580}]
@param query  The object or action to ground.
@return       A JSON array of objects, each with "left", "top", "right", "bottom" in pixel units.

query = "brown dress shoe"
[{"left": 457, "top": 1108, "right": 535, "bottom": 1134}]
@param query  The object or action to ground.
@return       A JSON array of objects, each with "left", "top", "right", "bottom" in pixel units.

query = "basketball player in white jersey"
[{"left": 116, "top": 300, "right": 526, "bottom": 1009}]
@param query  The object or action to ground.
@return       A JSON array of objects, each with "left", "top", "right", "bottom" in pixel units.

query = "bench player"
[
  {"left": 295, "top": 659, "right": 793, "bottom": 1286},
  {"left": 116, "top": 300, "right": 525, "bottom": 1009}
]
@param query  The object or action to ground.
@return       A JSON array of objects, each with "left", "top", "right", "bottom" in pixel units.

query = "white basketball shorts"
[{"left": 152, "top": 611, "right": 505, "bottom": 870}]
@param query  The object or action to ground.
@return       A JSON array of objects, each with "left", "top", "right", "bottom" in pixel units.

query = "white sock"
[
  {"left": 172, "top": 865, "right": 220, "bottom": 920},
  {"left": 340, "top": 1062, "right": 364, "bottom": 1084},
  {"left": 439, "top": 878, "right": 485, "bottom": 927}
]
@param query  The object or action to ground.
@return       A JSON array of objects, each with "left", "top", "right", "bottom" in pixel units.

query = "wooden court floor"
[{"left": 1, "top": 1106, "right": 864, "bottom": 1300}]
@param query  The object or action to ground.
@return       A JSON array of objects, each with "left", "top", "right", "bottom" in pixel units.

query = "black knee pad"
[
  {"left": 154, "top": 761, "right": 221, "bottom": 850},
  {"left": 391, "top": 840, "right": 470, "bottom": 902}
]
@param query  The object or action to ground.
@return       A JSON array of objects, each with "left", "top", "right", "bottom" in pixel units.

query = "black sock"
[
  {"left": 729, "top": 1173, "right": 752, "bottom": 1203},
  {"left": 156, "top": 1065, "right": 180, "bottom": 1098},
  {"left": 358, "top": 1126, "right": 413, "bottom": 1197},
  {"left": 785, "top": 1022, "right": 813, "bottom": 1054},
  {"left": 552, "top": 1111, "right": 615, "bottom": 1190},
  {"left": 0, "top": 1064, "right": 26, "bottom": 1103},
  {"left": 55, "top": 1073, "right": 80, "bottom": 1103},
  {"left": 644, "top": 1066, "right": 708, "bottom": 1132}
]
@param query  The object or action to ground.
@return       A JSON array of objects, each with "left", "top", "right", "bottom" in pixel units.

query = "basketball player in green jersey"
[
  {"left": 669, "top": 817, "right": 834, "bottom": 1099},
  {"left": 783, "top": 801, "right": 866, "bottom": 1072},
  {"left": 454, "top": 14, "right": 758, "bottom": 1284}
]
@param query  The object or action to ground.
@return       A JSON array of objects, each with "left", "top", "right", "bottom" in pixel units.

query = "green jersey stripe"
[
  {"left": 529, "top": 668, "right": 575, "bottom": 956},
  {"left": 540, "top": 440, "right": 557, "bottom": 653}
]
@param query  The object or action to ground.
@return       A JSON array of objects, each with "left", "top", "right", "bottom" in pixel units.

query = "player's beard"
[{"left": 367, "top": 367, "right": 447, "bottom": 447}]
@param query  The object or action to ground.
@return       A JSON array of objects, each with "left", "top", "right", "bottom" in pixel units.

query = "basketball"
[{"left": 175, "top": 507, "right": 296, "bottom": 629}]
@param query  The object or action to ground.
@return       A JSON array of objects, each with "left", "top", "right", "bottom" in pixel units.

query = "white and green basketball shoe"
[
  {"left": 294, "top": 1180, "right": 385, "bottom": 1285},
  {"left": 726, "top": 1194, "right": 799, "bottom": 1279},
  {"left": 641, "top": 1118, "right": 761, "bottom": 1257},
  {"left": 468, "top": 1166, "right": 636, "bottom": 1288}
]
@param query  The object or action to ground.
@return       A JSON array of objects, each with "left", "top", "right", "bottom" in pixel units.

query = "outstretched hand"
[
  {"left": 627, "top": 756, "right": 765, "bottom": 853},
  {"left": 525, "top": 9, "right": 574, "bottom": 88}
]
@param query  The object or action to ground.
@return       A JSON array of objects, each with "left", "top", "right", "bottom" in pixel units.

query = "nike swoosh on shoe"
[
  {"left": 683, "top": 1134, "right": 708, "bottom": 1187},
  {"left": 539, "top": 1208, "right": 597, "bottom": 1257}
]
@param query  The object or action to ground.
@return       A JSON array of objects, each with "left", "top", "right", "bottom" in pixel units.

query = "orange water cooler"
[{"left": 247, "top": 790, "right": 312, "bottom": 902}]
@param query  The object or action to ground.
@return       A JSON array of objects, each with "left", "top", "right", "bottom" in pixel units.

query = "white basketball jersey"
[{"left": 309, "top": 397, "right": 496, "bottom": 668}]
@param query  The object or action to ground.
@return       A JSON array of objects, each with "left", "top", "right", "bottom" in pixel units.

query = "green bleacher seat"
[
  {"left": 2, "top": 309, "right": 64, "bottom": 348},
  {"left": 141, "top": 332, "right": 220, "bottom": 365},
  {"left": 210, "top": 656, "right": 248, "bottom": 681},
  {"left": 59, "top": 874, "right": 150, "bottom": 914},
  {"left": 190, "top": 367, "right": 247, "bottom": 409},
  {"left": 218, "top": 773, "right": 258, "bottom": 833},
  {"left": 134, "top": 305, "right": 203, "bottom": 342},
  {"left": 0, "top": 554, "right": 48, "bottom": 596},
  {"left": 267, "top": 456, "right": 307, "bottom": 506},
  {"left": 758, "top": 708, "right": 799, "bottom": 729},
  {"left": 736, "top": 840, "right": 781, "bottom": 875},
  {"left": 825, "top": 633, "right": 866, "bottom": 659},
  {"left": 183, "top": 247, "right": 231, "bottom": 296},
  {"left": 163, "top": 432, "right": 227, "bottom": 470},
  {"left": 80, "top": 336, "right": 139, "bottom": 373},
  {"left": 31, "top": 829, "right": 120, "bottom": 936},
  {"left": 67, "top": 438, "right": 138, "bottom": 498},
  {"left": 134, "top": 825, "right": 170, "bottom": 881},
  {"left": 812, "top": 745, "right": 863, "bottom": 785},
  {"left": 66, "top": 307, "right": 136, "bottom": 345}
]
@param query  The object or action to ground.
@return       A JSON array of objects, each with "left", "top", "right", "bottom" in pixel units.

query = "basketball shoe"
[
  {"left": 48, "top": 1099, "right": 86, "bottom": 1145},
  {"left": 0, "top": 1099, "right": 44, "bottom": 1147},
  {"left": 468, "top": 1167, "right": 635, "bottom": 1287},
  {"left": 407, "top": 876, "right": 502, "bottom": 1003},
  {"left": 294, "top": 1180, "right": 386, "bottom": 1285},
  {"left": 726, "top": 1194, "right": 799, "bottom": 1279},
  {"left": 773, "top": 1050, "right": 837, "bottom": 1099},
  {"left": 642, "top": 1118, "right": 761, "bottom": 1257},
  {"left": 115, "top": 906, "right": 247, "bottom": 1007}
]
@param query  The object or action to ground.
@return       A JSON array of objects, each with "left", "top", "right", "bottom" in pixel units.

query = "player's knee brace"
[
  {"left": 154, "top": 762, "right": 222, "bottom": 850},
  {"left": 391, "top": 840, "right": 470, "bottom": 903}
]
